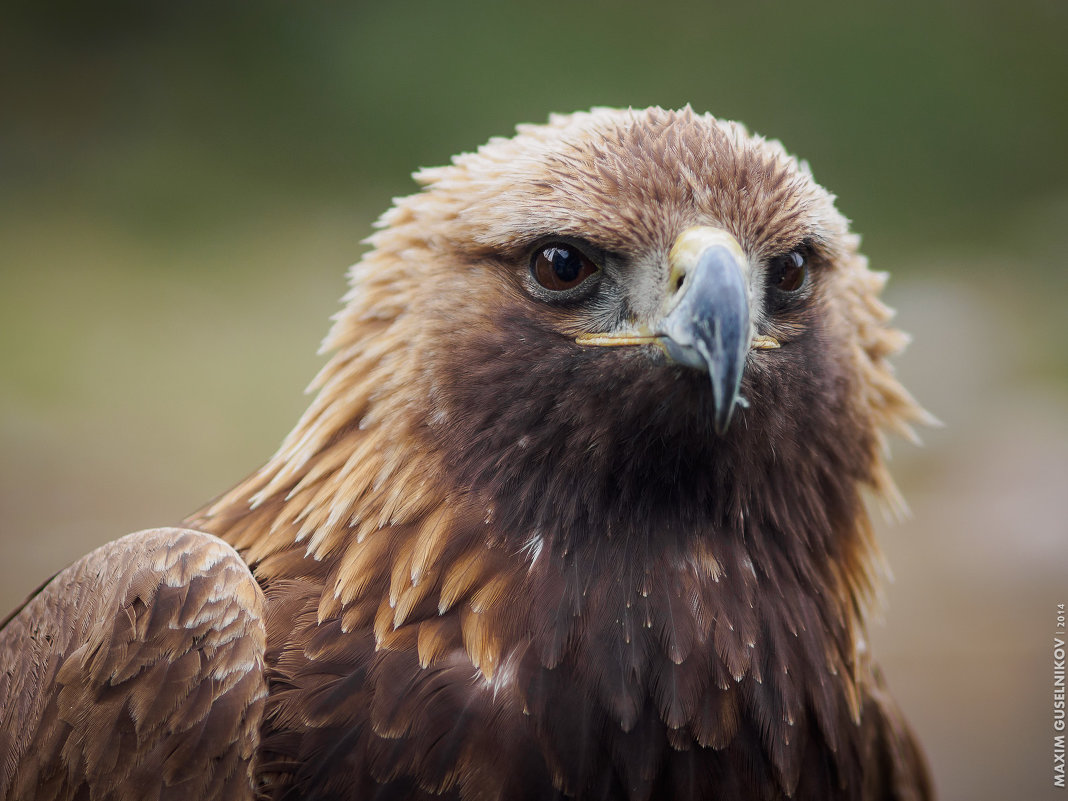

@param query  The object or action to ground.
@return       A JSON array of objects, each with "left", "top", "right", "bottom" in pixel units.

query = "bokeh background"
[{"left": 2, "top": 2, "right": 1066, "bottom": 798}]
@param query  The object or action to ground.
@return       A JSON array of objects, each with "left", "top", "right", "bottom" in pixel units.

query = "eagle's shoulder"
[
  {"left": 858, "top": 665, "right": 935, "bottom": 801},
  {"left": 0, "top": 527, "right": 267, "bottom": 801}
]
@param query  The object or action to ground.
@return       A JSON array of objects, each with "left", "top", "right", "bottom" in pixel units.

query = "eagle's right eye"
[{"left": 531, "top": 244, "right": 600, "bottom": 292}]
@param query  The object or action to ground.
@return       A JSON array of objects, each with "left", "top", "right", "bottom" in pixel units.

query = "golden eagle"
[{"left": 0, "top": 107, "right": 933, "bottom": 800}]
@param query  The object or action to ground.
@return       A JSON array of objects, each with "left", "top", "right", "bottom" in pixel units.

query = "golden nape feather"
[{"left": 0, "top": 106, "right": 934, "bottom": 801}]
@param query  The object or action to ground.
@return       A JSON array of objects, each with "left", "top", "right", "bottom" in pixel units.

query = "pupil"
[{"left": 550, "top": 248, "right": 581, "bottom": 282}]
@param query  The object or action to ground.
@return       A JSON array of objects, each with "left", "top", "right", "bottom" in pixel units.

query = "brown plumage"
[{"left": 0, "top": 107, "right": 934, "bottom": 800}]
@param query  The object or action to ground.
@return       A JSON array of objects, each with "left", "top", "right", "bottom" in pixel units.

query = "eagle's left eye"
[
  {"left": 531, "top": 244, "right": 600, "bottom": 292},
  {"left": 767, "top": 250, "right": 807, "bottom": 293}
]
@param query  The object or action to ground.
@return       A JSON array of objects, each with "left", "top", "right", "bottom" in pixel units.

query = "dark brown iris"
[
  {"left": 531, "top": 244, "right": 599, "bottom": 291},
  {"left": 768, "top": 250, "right": 807, "bottom": 293}
]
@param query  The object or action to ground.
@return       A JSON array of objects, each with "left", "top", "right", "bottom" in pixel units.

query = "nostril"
[{"left": 673, "top": 273, "right": 685, "bottom": 295}]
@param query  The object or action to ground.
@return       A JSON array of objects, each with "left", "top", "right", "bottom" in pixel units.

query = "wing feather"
[{"left": 0, "top": 527, "right": 267, "bottom": 801}]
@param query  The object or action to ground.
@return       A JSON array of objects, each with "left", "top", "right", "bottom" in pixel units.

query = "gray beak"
[{"left": 655, "top": 228, "right": 752, "bottom": 435}]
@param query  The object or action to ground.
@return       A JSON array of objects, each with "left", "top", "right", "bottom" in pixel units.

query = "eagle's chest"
[{"left": 256, "top": 576, "right": 859, "bottom": 801}]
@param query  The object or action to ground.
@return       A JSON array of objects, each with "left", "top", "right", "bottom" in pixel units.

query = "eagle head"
[{"left": 288, "top": 107, "right": 924, "bottom": 554}]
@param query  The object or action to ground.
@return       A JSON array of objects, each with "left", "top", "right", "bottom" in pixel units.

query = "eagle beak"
[
  {"left": 655, "top": 227, "right": 752, "bottom": 434},
  {"left": 574, "top": 227, "right": 775, "bottom": 433}
]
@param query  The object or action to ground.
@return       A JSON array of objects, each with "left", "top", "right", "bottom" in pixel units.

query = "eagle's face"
[{"left": 333, "top": 107, "right": 913, "bottom": 549}]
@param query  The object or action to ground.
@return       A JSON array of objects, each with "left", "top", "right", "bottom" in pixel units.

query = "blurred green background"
[{"left": 2, "top": 2, "right": 1066, "bottom": 798}]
